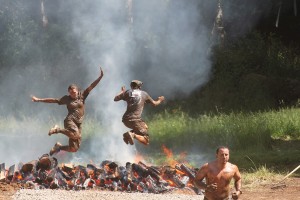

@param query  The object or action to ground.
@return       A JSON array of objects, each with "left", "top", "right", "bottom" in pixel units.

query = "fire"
[
  {"left": 12, "top": 172, "right": 23, "bottom": 182},
  {"left": 175, "top": 168, "right": 186, "bottom": 175},
  {"left": 1, "top": 152, "right": 200, "bottom": 194},
  {"left": 161, "top": 145, "right": 191, "bottom": 168},
  {"left": 162, "top": 145, "right": 173, "bottom": 158},
  {"left": 161, "top": 145, "right": 178, "bottom": 166},
  {"left": 166, "top": 179, "right": 176, "bottom": 187},
  {"left": 134, "top": 152, "right": 145, "bottom": 163}
]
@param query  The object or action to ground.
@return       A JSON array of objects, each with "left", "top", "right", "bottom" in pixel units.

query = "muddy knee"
[
  {"left": 134, "top": 134, "right": 149, "bottom": 145},
  {"left": 143, "top": 135, "right": 149, "bottom": 145},
  {"left": 69, "top": 138, "right": 81, "bottom": 152},
  {"left": 69, "top": 147, "right": 79, "bottom": 152}
]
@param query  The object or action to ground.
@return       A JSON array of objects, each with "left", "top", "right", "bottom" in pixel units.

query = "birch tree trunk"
[
  {"left": 41, "top": 0, "right": 48, "bottom": 28},
  {"left": 211, "top": 0, "right": 225, "bottom": 47},
  {"left": 126, "top": 0, "right": 133, "bottom": 30}
]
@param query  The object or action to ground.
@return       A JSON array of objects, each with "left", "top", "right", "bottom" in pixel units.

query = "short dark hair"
[
  {"left": 216, "top": 146, "right": 229, "bottom": 154},
  {"left": 130, "top": 82, "right": 140, "bottom": 89},
  {"left": 68, "top": 84, "right": 78, "bottom": 91},
  {"left": 130, "top": 80, "right": 143, "bottom": 89}
]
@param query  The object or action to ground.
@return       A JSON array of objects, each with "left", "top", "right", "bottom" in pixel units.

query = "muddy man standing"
[
  {"left": 31, "top": 66, "right": 104, "bottom": 156},
  {"left": 194, "top": 146, "right": 242, "bottom": 200},
  {"left": 114, "top": 80, "right": 165, "bottom": 146}
]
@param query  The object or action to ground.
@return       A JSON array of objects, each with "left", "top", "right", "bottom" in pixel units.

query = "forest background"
[{"left": 0, "top": 0, "right": 299, "bottom": 174}]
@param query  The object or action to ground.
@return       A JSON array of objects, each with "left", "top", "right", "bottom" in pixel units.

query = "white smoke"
[
  {"left": 60, "top": 0, "right": 213, "bottom": 165},
  {"left": 0, "top": 0, "right": 272, "bottom": 167}
]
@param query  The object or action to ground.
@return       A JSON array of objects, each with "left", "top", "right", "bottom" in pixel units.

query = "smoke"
[
  {"left": 0, "top": 0, "right": 274, "bottom": 167},
  {"left": 221, "top": 0, "right": 273, "bottom": 39}
]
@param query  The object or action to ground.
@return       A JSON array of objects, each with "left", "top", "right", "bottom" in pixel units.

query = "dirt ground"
[
  {"left": 1, "top": 178, "right": 299, "bottom": 200},
  {"left": 241, "top": 177, "right": 300, "bottom": 200}
]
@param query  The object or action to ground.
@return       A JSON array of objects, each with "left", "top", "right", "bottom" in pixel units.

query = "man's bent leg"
[
  {"left": 59, "top": 138, "right": 81, "bottom": 153},
  {"left": 54, "top": 120, "right": 82, "bottom": 140},
  {"left": 57, "top": 128, "right": 81, "bottom": 140},
  {"left": 48, "top": 125, "right": 59, "bottom": 136},
  {"left": 123, "top": 119, "right": 149, "bottom": 145},
  {"left": 49, "top": 142, "right": 62, "bottom": 156},
  {"left": 123, "top": 133, "right": 129, "bottom": 144},
  {"left": 48, "top": 125, "right": 80, "bottom": 139},
  {"left": 122, "top": 120, "right": 136, "bottom": 145},
  {"left": 133, "top": 120, "right": 149, "bottom": 145},
  {"left": 134, "top": 134, "right": 149, "bottom": 145},
  {"left": 123, "top": 131, "right": 134, "bottom": 145}
]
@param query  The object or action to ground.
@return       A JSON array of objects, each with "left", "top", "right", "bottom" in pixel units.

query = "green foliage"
[
  {"left": 230, "top": 148, "right": 300, "bottom": 173},
  {"left": 1, "top": 108, "right": 299, "bottom": 170},
  {"left": 214, "top": 32, "right": 300, "bottom": 79},
  {"left": 81, "top": 117, "right": 105, "bottom": 138},
  {"left": 148, "top": 108, "right": 300, "bottom": 152},
  {"left": 0, "top": 115, "right": 103, "bottom": 138},
  {"left": 180, "top": 32, "right": 300, "bottom": 113}
]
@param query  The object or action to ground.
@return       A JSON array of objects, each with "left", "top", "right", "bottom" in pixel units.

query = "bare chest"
[{"left": 207, "top": 168, "right": 235, "bottom": 186}]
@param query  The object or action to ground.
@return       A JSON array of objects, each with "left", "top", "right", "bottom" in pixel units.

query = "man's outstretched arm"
[
  {"left": 114, "top": 86, "right": 126, "bottom": 101},
  {"left": 31, "top": 96, "right": 59, "bottom": 103},
  {"left": 149, "top": 96, "right": 165, "bottom": 106}
]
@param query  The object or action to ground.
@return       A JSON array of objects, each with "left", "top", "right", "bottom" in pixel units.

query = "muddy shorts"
[
  {"left": 122, "top": 119, "right": 149, "bottom": 137},
  {"left": 64, "top": 118, "right": 82, "bottom": 150}
]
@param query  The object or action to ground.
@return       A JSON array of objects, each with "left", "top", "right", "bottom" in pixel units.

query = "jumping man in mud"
[
  {"left": 31, "top": 66, "right": 104, "bottom": 156},
  {"left": 194, "top": 146, "right": 242, "bottom": 200},
  {"left": 114, "top": 80, "right": 165, "bottom": 146}
]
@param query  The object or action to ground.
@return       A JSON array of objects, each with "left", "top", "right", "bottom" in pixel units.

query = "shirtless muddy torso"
[{"left": 194, "top": 147, "right": 242, "bottom": 200}]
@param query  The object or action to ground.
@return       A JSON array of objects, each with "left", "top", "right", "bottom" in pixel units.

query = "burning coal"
[{"left": 0, "top": 153, "right": 202, "bottom": 195}]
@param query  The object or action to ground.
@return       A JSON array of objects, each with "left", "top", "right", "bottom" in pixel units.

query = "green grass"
[
  {"left": 1, "top": 107, "right": 299, "bottom": 171},
  {"left": 147, "top": 107, "right": 300, "bottom": 152},
  {"left": 144, "top": 107, "right": 300, "bottom": 171},
  {"left": 0, "top": 115, "right": 104, "bottom": 135}
]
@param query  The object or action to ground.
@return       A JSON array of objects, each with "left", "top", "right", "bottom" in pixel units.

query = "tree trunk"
[{"left": 41, "top": 0, "right": 48, "bottom": 28}]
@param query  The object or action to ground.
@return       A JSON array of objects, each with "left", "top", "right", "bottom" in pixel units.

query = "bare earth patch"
[
  {"left": 242, "top": 177, "right": 300, "bottom": 200},
  {"left": 1, "top": 178, "right": 299, "bottom": 200}
]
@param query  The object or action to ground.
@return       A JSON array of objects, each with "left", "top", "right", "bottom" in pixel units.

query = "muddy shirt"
[
  {"left": 58, "top": 90, "right": 89, "bottom": 124},
  {"left": 117, "top": 89, "right": 153, "bottom": 120}
]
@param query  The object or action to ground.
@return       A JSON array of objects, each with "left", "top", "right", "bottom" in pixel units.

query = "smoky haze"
[{"left": 0, "top": 0, "right": 271, "bottom": 167}]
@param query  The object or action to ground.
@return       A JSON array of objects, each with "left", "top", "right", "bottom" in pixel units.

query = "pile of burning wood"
[{"left": 0, "top": 154, "right": 202, "bottom": 194}]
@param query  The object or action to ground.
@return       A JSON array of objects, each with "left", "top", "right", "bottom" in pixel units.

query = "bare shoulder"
[
  {"left": 227, "top": 162, "right": 238, "bottom": 168},
  {"left": 201, "top": 162, "right": 210, "bottom": 170},
  {"left": 227, "top": 162, "right": 241, "bottom": 174},
  {"left": 197, "top": 163, "right": 209, "bottom": 173},
  {"left": 200, "top": 161, "right": 215, "bottom": 172},
  {"left": 195, "top": 162, "right": 209, "bottom": 179}
]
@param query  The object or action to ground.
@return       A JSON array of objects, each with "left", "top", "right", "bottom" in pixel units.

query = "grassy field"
[
  {"left": 145, "top": 107, "right": 300, "bottom": 171},
  {"left": 148, "top": 107, "right": 300, "bottom": 148},
  {"left": 0, "top": 107, "right": 299, "bottom": 172}
]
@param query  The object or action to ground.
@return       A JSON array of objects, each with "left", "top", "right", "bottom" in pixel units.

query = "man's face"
[
  {"left": 68, "top": 87, "right": 78, "bottom": 99},
  {"left": 216, "top": 148, "right": 230, "bottom": 164}
]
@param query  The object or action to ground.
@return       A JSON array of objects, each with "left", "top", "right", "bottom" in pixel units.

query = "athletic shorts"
[
  {"left": 64, "top": 118, "right": 82, "bottom": 150},
  {"left": 122, "top": 119, "right": 149, "bottom": 136}
]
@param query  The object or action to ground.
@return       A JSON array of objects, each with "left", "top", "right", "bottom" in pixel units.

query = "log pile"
[{"left": 0, "top": 154, "right": 202, "bottom": 195}]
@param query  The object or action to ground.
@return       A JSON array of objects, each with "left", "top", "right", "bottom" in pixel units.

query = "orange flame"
[
  {"left": 166, "top": 179, "right": 176, "bottom": 187},
  {"left": 161, "top": 145, "right": 178, "bottom": 166},
  {"left": 162, "top": 145, "right": 173, "bottom": 158},
  {"left": 134, "top": 152, "right": 145, "bottom": 163}
]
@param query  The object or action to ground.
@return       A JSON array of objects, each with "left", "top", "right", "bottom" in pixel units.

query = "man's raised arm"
[{"left": 85, "top": 66, "right": 104, "bottom": 93}]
